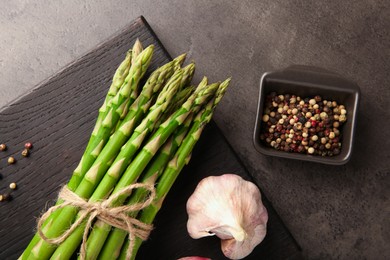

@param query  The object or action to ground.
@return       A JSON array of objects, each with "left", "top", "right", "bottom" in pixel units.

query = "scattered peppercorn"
[
  {"left": 260, "top": 93, "right": 347, "bottom": 156},
  {"left": 22, "top": 148, "right": 29, "bottom": 157},
  {"left": 0, "top": 193, "right": 10, "bottom": 202},
  {"left": 25, "top": 142, "right": 33, "bottom": 150},
  {"left": 0, "top": 143, "right": 7, "bottom": 151},
  {"left": 8, "top": 156, "right": 16, "bottom": 164},
  {"left": 9, "top": 182, "right": 17, "bottom": 190}
]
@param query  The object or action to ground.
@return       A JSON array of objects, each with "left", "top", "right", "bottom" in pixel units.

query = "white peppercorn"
[
  {"left": 320, "top": 112, "right": 328, "bottom": 119},
  {"left": 339, "top": 114, "right": 347, "bottom": 122}
]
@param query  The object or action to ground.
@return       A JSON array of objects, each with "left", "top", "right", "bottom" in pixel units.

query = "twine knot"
[{"left": 37, "top": 183, "right": 156, "bottom": 260}]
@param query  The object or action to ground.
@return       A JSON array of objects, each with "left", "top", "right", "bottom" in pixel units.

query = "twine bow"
[{"left": 37, "top": 183, "right": 156, "bottom": 260}]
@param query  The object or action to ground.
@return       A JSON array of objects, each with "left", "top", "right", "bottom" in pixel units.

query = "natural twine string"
[{"left": 37, "top": 183, "right": 156, "bottom": 260}]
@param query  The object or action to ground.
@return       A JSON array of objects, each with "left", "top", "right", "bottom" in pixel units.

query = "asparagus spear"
[
  {"left": 25, "top": 54, "right": 181, "bottom": 260},
  {"left": 120, "top": 78, "right": 230, "bottom": 260},
  {"left": 47, "top": 69, "right": 184, "bottom": 260},
  {"left": 92, "top": 38, "right": 141, "bottom": 139},
  {"left": 92, "top": 50, "right": 132, "bottom": 136}
]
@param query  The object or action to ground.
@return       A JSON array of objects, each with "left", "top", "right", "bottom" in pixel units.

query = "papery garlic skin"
[{"left": 186, "top": 174, "right": 268, "bottom": 260}]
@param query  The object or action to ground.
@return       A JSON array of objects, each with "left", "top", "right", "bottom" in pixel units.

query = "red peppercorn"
[
  {"left": 324, "top": 129, "right": 330, "bottom": 136},
  {"left": 25, "top": 142, "right": 33, "bottom": 149}
]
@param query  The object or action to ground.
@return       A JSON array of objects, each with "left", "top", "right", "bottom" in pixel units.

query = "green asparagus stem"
[
  {"left": 120, "top": 78, "right": 230, "bottom": 260},
  {"left": 97, "top": 115, "right": 195, "bottom": 260},
  {"left": 48, "top": 70, "right": 184, "bottom": 260}
]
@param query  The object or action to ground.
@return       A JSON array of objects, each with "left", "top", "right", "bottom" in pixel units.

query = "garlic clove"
[{"left": 186, "top": 174, "right": 268, "bottom": 260}]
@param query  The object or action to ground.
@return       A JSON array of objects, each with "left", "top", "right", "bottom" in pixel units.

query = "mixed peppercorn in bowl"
[
  {"left": 260, "top": 93, "right": 347, "bottom": 157},
  {"left": 253, "top": 65, "right": 360, "bottom": 165}
]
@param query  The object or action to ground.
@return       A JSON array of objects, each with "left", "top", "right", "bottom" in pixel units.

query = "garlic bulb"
[{"left": 186, "top": 174, "right": 268, "bottom": 260}]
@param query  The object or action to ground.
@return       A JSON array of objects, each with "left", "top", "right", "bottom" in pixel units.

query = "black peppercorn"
[{"left": 299, "top": 117, "right": 306, "bottom": 124}]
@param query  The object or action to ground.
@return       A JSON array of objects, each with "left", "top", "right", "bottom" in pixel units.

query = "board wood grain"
[{"left": 0, "top": 16, "right": 301, "bottom": 260}]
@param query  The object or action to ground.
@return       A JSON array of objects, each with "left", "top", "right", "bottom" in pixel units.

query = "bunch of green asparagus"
[{"left": 20, "top": 39, "right": 230, "bottom": 260}]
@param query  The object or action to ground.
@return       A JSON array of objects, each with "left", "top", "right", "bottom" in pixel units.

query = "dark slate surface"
[
  {"left": 0, "top": 1, "right": 389, "bottom": 259},
  {"left": 0, "top": 17, "right": 301, "bottom": 260}
]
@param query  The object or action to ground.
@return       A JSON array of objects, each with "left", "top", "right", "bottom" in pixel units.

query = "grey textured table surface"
[{"left": 1, "top": 1, "right": 389, "bottom": 259}]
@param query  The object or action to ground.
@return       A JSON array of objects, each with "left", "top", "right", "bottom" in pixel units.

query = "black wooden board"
[{"left": 0, "top": 16, "right": 302, "bottom": 260}]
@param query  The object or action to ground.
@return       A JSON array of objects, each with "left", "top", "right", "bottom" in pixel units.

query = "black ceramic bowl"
[{"left": 253, "top": 65, "right": 360, "bottom": 165}]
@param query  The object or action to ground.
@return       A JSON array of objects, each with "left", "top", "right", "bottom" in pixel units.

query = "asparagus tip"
[{"left": 173, "top": 53, "right": 187, "bottom": 67}]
